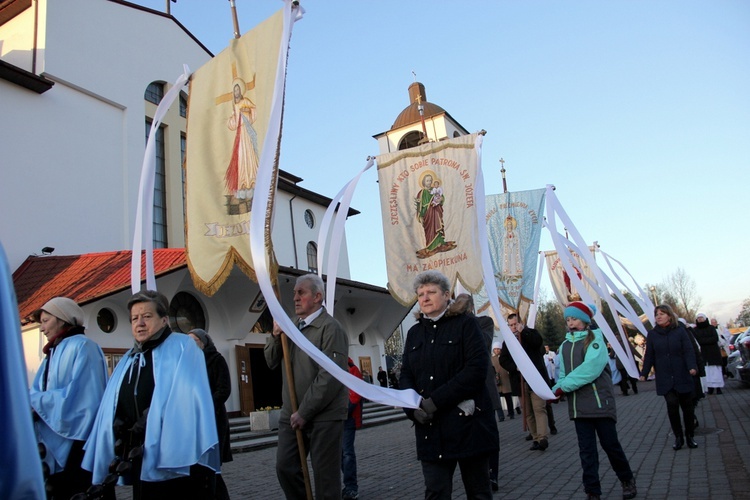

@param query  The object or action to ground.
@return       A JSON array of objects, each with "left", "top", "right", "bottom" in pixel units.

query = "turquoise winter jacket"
[{"left": 552, "top": 328, "right": 617, "bottom": 421}]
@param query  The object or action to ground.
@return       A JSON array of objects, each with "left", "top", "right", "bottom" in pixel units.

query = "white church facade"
[{"left": 2, "top": 0, "right": 472, "bottom": 415}]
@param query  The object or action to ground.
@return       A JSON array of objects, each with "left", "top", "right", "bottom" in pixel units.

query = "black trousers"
[
  {"left": 664, "top": 389, "right": 695, "bottom": 438},
  {"left": 574, "top": 418, "right": 633, "bottom": 496},
  {"left": 130, "top": 461, "right": 215, "bottom": 500},
  {"left": 46, "top": 440, "right": 92, "bottom": 500},
  {"left": 421, "top": 454, "right": 493, "bottom": 500}
]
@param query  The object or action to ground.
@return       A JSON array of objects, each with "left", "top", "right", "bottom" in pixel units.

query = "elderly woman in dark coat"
[
  {"left": 399, "top": 271, "right": 498, "bottom": 499},
  {"left": 640, "top": 304, "right": 699, "bottom": 451},
  {"left": 692, "top": 313, "right": 724, "bottom": 394},
  {"left": 189, "top": 329, "right": 233, "bottom": 499}
]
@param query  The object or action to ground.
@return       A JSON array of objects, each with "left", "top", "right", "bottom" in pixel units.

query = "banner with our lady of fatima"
[
  {"left": 376, "top": 133, "right": 484, "bottom": 305},
  {"left": 474, "top": 189, "right": 545, "bottom": 319},
  {"left": 184, "top": 7, "right": 287, "bottom": 296}
]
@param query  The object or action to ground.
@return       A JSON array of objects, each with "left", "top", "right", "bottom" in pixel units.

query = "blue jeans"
[
  {"left": 341, "top": 419, "right": 357, "bottom": 494},
  {"left": 574, "top": 418, "right": 633, "bottom": 496}
]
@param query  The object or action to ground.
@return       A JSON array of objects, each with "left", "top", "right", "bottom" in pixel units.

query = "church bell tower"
[{"left": 373, "top": 81, "right": 470, "bottom": 154}]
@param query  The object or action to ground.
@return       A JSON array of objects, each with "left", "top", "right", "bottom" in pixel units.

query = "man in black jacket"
[{"left": 500, "top": 313, "right": 551, "bottom": 451}]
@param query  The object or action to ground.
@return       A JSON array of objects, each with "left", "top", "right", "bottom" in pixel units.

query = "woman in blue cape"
[
  {"left": 82, "top": 290, "right": 219, "bottom": 499},
  {"left": 30, "top": 297, "right": 108, "bottom": 499}
]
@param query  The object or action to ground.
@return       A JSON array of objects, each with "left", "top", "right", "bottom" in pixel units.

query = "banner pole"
[
  {"left": 275, "top": 283, "right": 313, "bottom": 500},
  {"left": 229, "top": 0, "right": 241, "bottom": 38},
  {"left": 500, "top": 157, "right": 508, "bottom": 193},
  {"left": 280, "top": 333, "right": 314, "bottom": 500}
]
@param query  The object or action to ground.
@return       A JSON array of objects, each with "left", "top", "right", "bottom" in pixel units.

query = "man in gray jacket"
[{"left": 265, "top": 274, "right": 349, "bottom": 499}]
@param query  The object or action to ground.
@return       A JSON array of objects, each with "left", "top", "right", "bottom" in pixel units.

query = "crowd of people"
[{"left": 25, "top": 269, "right": 731, "bottom": 499}]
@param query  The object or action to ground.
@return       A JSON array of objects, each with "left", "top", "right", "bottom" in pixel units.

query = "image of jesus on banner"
[
  {"left": 221, "top": 70, "right": 259, "bottom": 206},
  {"left": 414, "top": 170, "right": 456, "bottom": 259}
]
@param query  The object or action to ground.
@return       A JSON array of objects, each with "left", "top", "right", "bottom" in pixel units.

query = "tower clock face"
[
  {"left": 168, "top": 292, "right": 206, "bottom": 333},
  {"left": 304, "top": 209, "right": 315, "bottom": 229}
]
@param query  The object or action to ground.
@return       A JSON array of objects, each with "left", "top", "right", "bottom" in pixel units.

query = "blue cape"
[
  {"left": 82, "top": 332, "right": 219, "bottom": 483},
  {"left": 30, "top": 335, "right": 108, "bottom": 474},
  {"left": 0, "top": 242, "right": 46, "bottom": 499}
]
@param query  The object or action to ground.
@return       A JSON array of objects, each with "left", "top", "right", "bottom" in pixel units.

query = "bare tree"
[
  {"left": 735, "top": 298, "right": 750, "bottom": 327},
  {"left": 661, "top": 267, "right": 701, "bottom": 320}
]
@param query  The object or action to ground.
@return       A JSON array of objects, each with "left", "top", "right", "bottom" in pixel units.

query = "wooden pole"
[
  {"left": 280, "top": 333, "right": 314, "bottom": 500},
  {"left": 274, "top": 282, "right": 313, "bottom": 500}
]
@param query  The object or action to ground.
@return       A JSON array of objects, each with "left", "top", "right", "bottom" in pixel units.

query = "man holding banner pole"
[{"left": 265, "top": 274, "right": 349, "bottom": 500}]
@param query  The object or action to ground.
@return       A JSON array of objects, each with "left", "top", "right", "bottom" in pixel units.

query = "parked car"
[
  {"left": 734, "top": 329, "right": 750, "bottom": 385},
  {"left": 726, "top": 329, "right": 745, "bottom": 379}
]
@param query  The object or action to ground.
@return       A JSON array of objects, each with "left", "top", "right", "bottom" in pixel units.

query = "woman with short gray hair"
[{"left": 400, "top": 270, "right": 498, "bottom": 499}]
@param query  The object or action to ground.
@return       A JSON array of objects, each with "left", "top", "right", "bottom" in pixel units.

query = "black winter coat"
[
  {"left": 400, "top": 311, "right": 498, "bottom": 461},
  {"left": 204, "top": 346, "right": 233, "bottom": 464},
  {"left": 641, "top": 324, "right": 697, "bottom": 396},
  {"left": 692, "top": 322, "right": 723, "bottom": 366},
  {"left": 498, "top": 326, "right": 551, "bottom": 394}
]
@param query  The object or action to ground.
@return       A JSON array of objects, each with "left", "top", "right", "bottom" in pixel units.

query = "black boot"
[
  {"left": 673, "top": 436, "right": 684, "bottom": 450},
  {"left": 686, "top": 436, "right": 698, "bottom": 448},
  {"left": 707, "top": 387, "right": 714, "bottom": 395},
  {"left": 716, "top": 388, "right": 723, "bottom": 395}
]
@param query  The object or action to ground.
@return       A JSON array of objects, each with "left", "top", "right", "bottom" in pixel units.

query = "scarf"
[{"left": 42, "top": 325, "right": 85, "bottom": 355}]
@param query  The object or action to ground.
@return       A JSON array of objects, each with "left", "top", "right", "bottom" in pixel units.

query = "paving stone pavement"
[{"left": 115, "top": 379, "right": 750, "bottom": 499}]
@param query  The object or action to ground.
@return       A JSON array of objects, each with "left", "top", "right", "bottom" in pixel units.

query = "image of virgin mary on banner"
[
  {"left": 184, "top": 7, "right": 288, "bottom": 296},
  {"left": 377, "top": 133, "right": 484, "bottom": 306},
  {"left": 474, "top": 189, "right": 545, "bottom": 318},
  {"left": 545, "top": 247, "right": 601, "bottom": 309}
]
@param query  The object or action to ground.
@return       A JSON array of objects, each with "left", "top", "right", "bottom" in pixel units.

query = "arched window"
[
  {"left": 398, "top": 130, "right": 425, "bottom": 150},
  {"left": 307, "top": 241, "right": 318, "bottom": 273},
  {"left": 169, "top": 292, "right": 206, "bottom": 333},
  {"left": 179, "top": 92, "right": 188, "bottom": 118},
  {"left": 145, "top": 82, "right": 164, "bottom": 105},
  {"left": 146, "top": 120, "right": 167, "bottom": 248}
]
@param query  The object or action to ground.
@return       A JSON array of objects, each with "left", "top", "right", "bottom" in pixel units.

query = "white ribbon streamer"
[
  {"left": 476, "top": 143, "right": 554, "bottom": 400},
  {"left": 600, "top": 250, "right": 655, "bottom": 325},
  {"left": 545, "top": 187, "right": 639, "bottom": 378},
  {"left": 526, "top": 251, "right": 546, "bottom": 328},
  {"left": 317, "top": 158, "right": 375, "bottom": 314},
  {"left": 246, "top": 2, "right": 421, "bottom": 410},
  {"left": 131, "top": 65, "right": 191, "bottom": 293}
]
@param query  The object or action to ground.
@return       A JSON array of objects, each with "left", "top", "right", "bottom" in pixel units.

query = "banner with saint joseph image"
[
  {"left": 184, "top": 8, "right": 285, "bottom": 296},
  {"left": 376, "top": 133, "right": 484, "bottom": 306}
]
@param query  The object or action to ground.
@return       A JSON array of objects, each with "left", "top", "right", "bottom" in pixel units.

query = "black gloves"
[
  {"left": 421, "top": 397, "right": 437, "bottom": 415},
  {"left": 129, "top": 408, "right": 150, "bottom": 438},
  {"left": 413, "top": 397, "right": 438, "bottom": 425}
]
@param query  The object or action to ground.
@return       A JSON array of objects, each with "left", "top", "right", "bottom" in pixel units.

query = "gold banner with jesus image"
[
  {"left": 377, "top": 133, "right": 484, "bottom": 306},
  {"left": 184, "top": 8, "right": 285, "bottom": 295}
]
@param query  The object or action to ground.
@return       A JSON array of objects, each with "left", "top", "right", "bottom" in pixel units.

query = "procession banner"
[
  {"left": 544, "top": 246, "right": 601, "bottom": 310},
  {"left": 184, "top": 8, "right": 286, "bottom": 295},
  {"left": 475, "top": 189, "right": 545, "bottom": 320},
  {"left": 376, "top": 133, "right": 484, "bottom": 305}
]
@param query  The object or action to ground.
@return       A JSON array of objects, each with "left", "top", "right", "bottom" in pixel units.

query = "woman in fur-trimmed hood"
[{"left": 400, "top": 270, "right": 498, "bottom": 499}]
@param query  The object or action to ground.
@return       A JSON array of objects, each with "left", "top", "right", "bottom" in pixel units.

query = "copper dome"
[{"left": 391, "top": 82, "right": 447, "bottom": 130}]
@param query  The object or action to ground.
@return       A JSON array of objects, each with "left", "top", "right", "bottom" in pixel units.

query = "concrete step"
[{"left": 228, "top": 402, "right": 406, "bottom": 453}]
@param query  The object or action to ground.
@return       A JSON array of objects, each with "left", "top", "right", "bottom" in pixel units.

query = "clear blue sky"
[{"left": 137, "top": 0, "right": 749, "bottom": 323}]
